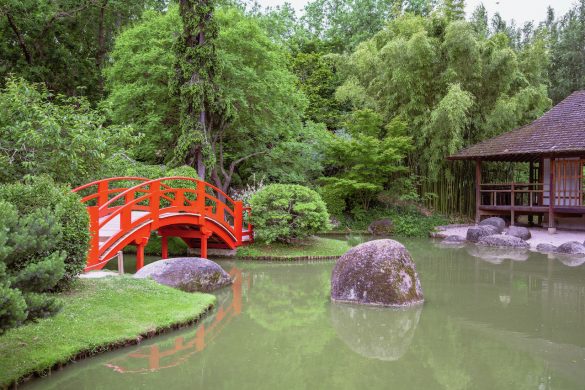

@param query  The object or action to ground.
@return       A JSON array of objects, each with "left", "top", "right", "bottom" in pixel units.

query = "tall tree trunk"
[
  {"left": 6, "top": 14, "right": 32, "bottom": 65},
  {"left": 176, "top": 0, "right": 219, "bottom": 181},
  {"left": 95, "top": 0, "right": 109, "bottom": 93}
]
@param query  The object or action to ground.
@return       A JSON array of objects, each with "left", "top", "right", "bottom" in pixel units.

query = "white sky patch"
[{"left": 253, "top": 0, "right": 576, "bottom": 25}]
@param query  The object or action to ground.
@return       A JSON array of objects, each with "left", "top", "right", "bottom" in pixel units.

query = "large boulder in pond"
[
  {"left": 506, "top": 226, "right": 531, "bottom": 241},
  {"left": 554, "top": 241, "right": 585, "bottom": 256},
  {"left": 479, "top": 217, "right": 506, "bottom": 233},
  {"left": 330, "top": 303, "right": 422, "bottom": 361},
  {"left": 466, "top": 225, "right": 498, "bottom": 243},
  {"left": 134, "top": 257, "right": 232, "bottom": 292},
  {"left": 367, "top": 218, "right": 394, "bottom": 236},
  {"left": 331, "top": 239, "right": 423, "bottom": 307},
  {"left": 477, "top": 234, "right": 530, "bottom": 249}
]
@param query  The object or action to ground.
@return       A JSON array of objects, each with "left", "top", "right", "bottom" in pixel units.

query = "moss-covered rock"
[
  {"left": 134, "top": 257, "right": 232, "bottom": 292},
  {"left": 331, "top": 239, "right": 423, "bottom": 307}
]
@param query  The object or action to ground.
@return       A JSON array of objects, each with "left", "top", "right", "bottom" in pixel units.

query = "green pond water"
[{"left": 24, "top": 239, "right": 585, "bottom": 389}]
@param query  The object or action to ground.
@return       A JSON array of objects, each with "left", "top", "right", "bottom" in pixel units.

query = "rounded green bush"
[
  {"left": 249, "top": 184, "right": 331, "bottom": 243},
  {"left": 0, "top": 176, "right": 90, "bottom": 289}
]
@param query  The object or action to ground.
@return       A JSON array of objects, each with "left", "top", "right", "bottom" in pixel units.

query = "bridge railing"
[{"left": 73, "top": 177, "right": 251, "bottom": 268}]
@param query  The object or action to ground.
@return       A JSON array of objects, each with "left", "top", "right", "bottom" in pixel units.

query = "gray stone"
[
  {"left": 479, "top": 217, "right": 506, "bottom": 233},
  {"left": 536, "top": 243, "right": 557, "bottom": 253},
  {"left": 367, "top": 218, "right": 394, "bottom": 236},
  {"left": 477, "top": 234, "right": 530, "bottom": 249},
  {"left": 506, "top": 226, "right": 531, "bottom": 240},
  {"left": 466, "top": 246, "right": 529, "bottom": 263},
  {"left": 330, "top": 303, "right": 422, "bottom": 361},
  {"left": 331, "top": 239, "right": 423, "bottom": 307},
  {"left": 466, "top": 225, "right": 498, "bottom": 243},
  {"left": 134, "top": 257, "right": 232, "bottom": 292},
  {"left": 554, "top": 241, "right": 585, "bottom": 255}
]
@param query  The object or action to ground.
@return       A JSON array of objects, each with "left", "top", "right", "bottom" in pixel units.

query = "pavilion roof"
[{"left": 448, "top": 90, "right": 585, "bottom": 161}]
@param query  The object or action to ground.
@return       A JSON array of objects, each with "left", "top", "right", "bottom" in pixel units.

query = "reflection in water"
[
  {"left": 22, "top": 240, "right": 585, "bottom": 390},
  {"left": 105, "top": 266, "right": 248, "bottom": 373},
  {"left": 466, "top": 245, "right": 529, "bottom": 263},
  {"left": 330, "top": 303, "right": 422, "bottom": 361},
  {"left": 552, "top": 253, "right": 585, "bottom": 267}
]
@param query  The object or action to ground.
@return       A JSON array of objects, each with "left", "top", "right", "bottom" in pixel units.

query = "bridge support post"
[
  {"left": 161, "top": 236, "right": 168, "bottom": 259},
  {"left": 200, "top": 227, "right": 212, "bottom": 259},
  {"left": 136, "top": 242, "right": 145, "bottom": 271}
]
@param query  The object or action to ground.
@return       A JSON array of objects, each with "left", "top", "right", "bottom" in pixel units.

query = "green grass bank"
[
  {"left": 0, "top": 277, "right": 215, "bottom": 387},
  {"left": 236, "top": 236, "right": 352, "bottom": 259}
]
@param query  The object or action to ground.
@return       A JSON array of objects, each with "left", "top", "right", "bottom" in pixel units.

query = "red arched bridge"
[{"left": 73, "top": 177, "right": 253, "bottom": 272}]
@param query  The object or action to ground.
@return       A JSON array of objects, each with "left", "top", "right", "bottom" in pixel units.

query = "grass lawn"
[
  {"left": 236, "top": 236, "right": 352, "bottom": 258},
  {"left": 0, "top": 277, "right": 215, "bottom": 387}
]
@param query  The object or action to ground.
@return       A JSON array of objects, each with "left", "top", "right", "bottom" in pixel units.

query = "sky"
[{"left": 253, "top": 0, "right": 576, "bottom": 25}]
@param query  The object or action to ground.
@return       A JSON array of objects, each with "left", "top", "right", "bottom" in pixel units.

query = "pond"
[{"left": 24, "top": 239, "right": 585, "bottom": 389}]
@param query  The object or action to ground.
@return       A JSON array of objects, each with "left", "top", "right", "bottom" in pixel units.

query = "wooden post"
[
  {"left": 475, "top": 159, "right": 482, "bottom": 224},
  {"left": 510, "top": 182, "right": 515, "bottom": 226},
  {"left": 117, "top": 251, "right": 124, "bottom": 275},
  {"left": 136, "top": 243, "right": 145, "bottom": 271},
  {"left": 548, "top": 158, "right": 556, "bottom": 234},
  {"left": 528, "top": 161, "right": 534, "bottom": 225},
  {"left": 234, "top": 201, "right": 243, "bottom": 245},
  {"left": 161, "top": 236, "right": 168, "bottom": 259}
]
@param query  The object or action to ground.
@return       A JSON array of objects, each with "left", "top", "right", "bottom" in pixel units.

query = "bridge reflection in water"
[{"left": 105, "top": 266, "right": 249, "bottom": 374}]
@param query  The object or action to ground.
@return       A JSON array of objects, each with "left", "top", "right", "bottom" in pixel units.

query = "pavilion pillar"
[
  {"left": 475, "top": 159, "right": 482, "bottom": 224},
  {"left": 548, "top": 158, "right": 556, "bottom": 234},
  {"left": 528, "top": 161, "right": 534, "bottom": 225}
]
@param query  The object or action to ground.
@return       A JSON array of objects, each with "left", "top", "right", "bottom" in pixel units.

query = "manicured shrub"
[
  {"left": 0, "top": 197, "right": 71, "bottom": 334},
  {"left": 0, "top": 176, "right": 90, "bottom": 289},
  {"left": 249, "top": 184, "right": 331, "bottom": 243}
]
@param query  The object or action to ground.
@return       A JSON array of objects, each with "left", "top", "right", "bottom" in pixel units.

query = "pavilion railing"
[
  {"left": 479, "top": 183, "right": 546, "bottom": 208},
  {"left": 480, "top": 182, "right": 585, "bottom": 208}
]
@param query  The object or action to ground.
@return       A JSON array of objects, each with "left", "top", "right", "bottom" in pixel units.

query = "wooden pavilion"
[{"left": 448, "top": 90, "right": 585, "bottom": 233}]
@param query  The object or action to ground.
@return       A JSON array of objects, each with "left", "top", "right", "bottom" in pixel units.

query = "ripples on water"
[{"left": 25, "top": 239, "right": 585, "bottom": 390}]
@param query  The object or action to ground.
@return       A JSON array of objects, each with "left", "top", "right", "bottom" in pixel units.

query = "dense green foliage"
[
  {"left": 0, "top": 277, "right": 215, "bottom": 387},
  {"left": 335, "top": 12, "right": 551, "bottom": 213},
  {"left": 250, "top": 184, "right": 331, "bottom": 243},
  {"left": 0, "top": 0, "right": 164, "bottom": 101},
  {"left": 105, "top": 6, "right": 313, "bottom": 190},
  {"left": 0, "top": 78, "right": 133, "bottom": 186},
  {"left": 0, "top": 177, "right": 90, "bottom": 288},
  {"left": 2, "top": 0, "right": 585, "bottom": 238},
  {"left": 0, "top": 177, "right": 89, "bottom": 333}
]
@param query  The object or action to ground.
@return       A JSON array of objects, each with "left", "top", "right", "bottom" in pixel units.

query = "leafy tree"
[
  {"left": 249, "top": 184, "right": 331, "bottom": 243},
  {"left": 105, "top": 6, "right": 308, "bottom": 192},
  {"left": 335, "top": 14, "right": 551, "bottom": 214},
  {"left": 171, "top": 0, "right": 224, "bottom": 179},
  {"left": 0, "top": 77, "right": 134, "bottom": 186},
  {"left": 321, "top": 110, "right": 413, "bottom": 210},
  {"left": 292, "top": 50, "right": 345, "bottom": 129},
  {"left": 547, "top": 0, "right": 585, "bottom": 103},
  {"left": 0, "top": 0, "right": 164, "bottom": 100}
]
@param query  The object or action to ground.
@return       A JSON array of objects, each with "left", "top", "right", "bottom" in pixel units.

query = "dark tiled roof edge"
[{"left": 448, "top": 90, "right": 585, "bottom": 160}]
